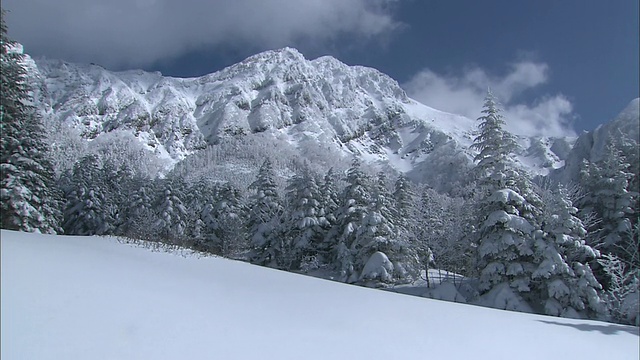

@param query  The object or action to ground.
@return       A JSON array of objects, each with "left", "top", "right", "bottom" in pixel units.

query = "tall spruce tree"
[
  {"left": 533, "top": 184, "right": 605, "bottom": 318},
  {"left": 317, "top": 167, "right": 340, "bottom": 262},
  {"left": 153, "top": 177, "right": 188, "bottom": 242},
  {"left": 247, "top": 159, "right": 284, "bottom": 267},
  {"left": 471, "top": 91, "right": 539, "bottom": 305},
  {"left": 62, "top": 155, "right": 111, "bottom": 235},
  {"left": 470, "top": 90, "right": 519, "bottom": 192},
  {"left": 282, "top": 164, "right": 328, "bottom": 270},
  {"left": 121, "top": 175, "right": 158, "bottom": 239},
  {"left": 212, "top": 182, "right": 247, "bottom": 257},
  {"left": 1, "top": 12, "right": 61, "bottom": 233},
  {"left": 328, "top": 158, "right": 371, "bottom": 282},
  {"left": 579, "top": 141, "right": 637, "bottom": 262},
  {"left": 355, "top": 172, "right": 419, "bottom": 284}
]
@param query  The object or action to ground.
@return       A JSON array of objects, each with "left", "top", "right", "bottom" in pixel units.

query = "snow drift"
[{"left": 2, "top": 230, "right": 638, "bottom": 360}]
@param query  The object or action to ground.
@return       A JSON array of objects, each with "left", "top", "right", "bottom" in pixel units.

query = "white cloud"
[
  {"left": 4, "top": 0, "right": 400, "bottom": 68},
  {"left": 403, "top": 62, "right": 576, "bottom": 138}
]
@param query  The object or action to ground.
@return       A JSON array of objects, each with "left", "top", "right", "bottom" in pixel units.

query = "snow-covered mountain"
[
  {"left": 554, "top": 98, "right": 640, "bottom": 183},
  {"left": 27, "top": 47, "right": 636, "bottom": 188}
]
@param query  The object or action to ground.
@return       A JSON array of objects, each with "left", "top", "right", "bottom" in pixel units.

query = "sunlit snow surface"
[{"left": 2, "top": 230, "right": 638, "bottom": 360}]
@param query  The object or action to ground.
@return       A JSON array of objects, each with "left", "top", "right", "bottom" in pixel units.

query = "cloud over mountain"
[
  {"left": 403, "top": 61, "right": 576, "bottom": 138},
  {"left": 4, "top": 0, "right": 400, "bottom": 68}
]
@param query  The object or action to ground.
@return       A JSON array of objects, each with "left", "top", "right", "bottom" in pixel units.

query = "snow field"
[{"left": 1, "top": 230, "right": 638, "bottom": 360}]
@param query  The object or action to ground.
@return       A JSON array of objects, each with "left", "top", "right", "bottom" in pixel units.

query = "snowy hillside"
[
  {"left": 29, "top": 48, "right": 571, "bottom": 188},
  {"left": 555, "top": 97, "right": 640, "bottom": 183},
  {"left": 2, "top": 230, "right": 638, "bottom": 360}
]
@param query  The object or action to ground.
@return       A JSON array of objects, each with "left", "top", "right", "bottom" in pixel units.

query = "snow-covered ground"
[{"left": 2, "top": 230, "right": 638, "bottom": 360}]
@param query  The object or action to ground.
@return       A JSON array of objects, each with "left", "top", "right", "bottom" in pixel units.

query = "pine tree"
[
  {"left": 121, "top": 175, "right": 158, "bottom": 239},
  {"left": 328, "top": 158, "right": 372, "bottom": 282},
  {"left": 211, "top": 182, "right": 247, "bottom": 257},
  {"left": 186, "top": 178, "right": 219, "bottom": 249},
  {"left": 355, "top": 171, "right": 419, "bottom": 284},
  {"left": 580, "top": 141, "right": 637, "bottom": 259},
  {"left": 532, "top": 184, "right": 605, "bottom": 318},
  {"left": 100, "top": 159, "right": 132, "bottom": 235},
  {"left": 282, "top": 164, "right": 328, "bottom": 270},
  {"left": 320, "top": 167, "right": 340, "bottom": 226},
  {"left": 247, "top": 159, "right": 284, "bottom": 266},
  {"left": 470, "top": 90, "right": 519, "bottom": 192},
  {"left": 471, "top": 91, "right": 539, "bottom": 302},
  {"left": 61, "top": 155, "right": 111, "bottom": 235},
  {"left": 316, "top": 167, "right": 340, "bottom": 262},
  {"left": 1, "top": 12, "right": 61, "bottom": 233},
  {"left": 393, "top": 174, "right": 416, "bottom": 229},
  {"left": 153, "top": 177, "right": 188, "bottom": 242}
]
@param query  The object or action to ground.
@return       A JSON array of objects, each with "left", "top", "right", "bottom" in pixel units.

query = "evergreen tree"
[
  {"left": 316, "top": 167, "right": 340, "bottom": 262},
  {"left": 1, "top": 12, "right": 61, "bottom": 233},
  {"left": 470, "top": 90, "right": 519, "bottom": 192},
  {"left": 579, "top": 141, "right": 637, "bottom": 260},
  {"left": 282, "top": 164, "right": 328, "bottom": 270},
  {"left": 471, "top": 92, "right": 539, "bottom": 302},
  {"left": 355, "top": 171, "right": 419, "bottom": 284},
  {"left": 100, "top": 159, "right": 132, "bottom": 235},
  {"left": 533, "top": 184, "right": 605, "bottom": 318},
  {"left": 247, "top": 159, "right": 284, "bottom": 266},
  {"left": 153, "top": 177, "right": 188, "bottom": 242},
  {"left": 61, "top": 155, "right": 111, "bottom": 235},
  {"left": 186, "top": 178, "right": 219, "bottom": 249},
  {"left": 121, "top": 175, "right": 158, "bottom": 239},
  {"left": 419, "top": 188, "right": 473, "bottom": 280},
  {"left": 328, "top": 158, "right": 371, "bottom": 282},
  {"left": 393, "top": 174, "right": 416, "bottom": 230},
  {"left": 211, "top": 182, "right": 247, "bottom": 257},
  {"left": 416, "top": 187, "right": 440, "bottom": 274},
  {"left": 598, "top": 252, "right": 639, "bottom": 325},
  {"left": 320, "top": 167, "right": 340, "bottom": 226}
]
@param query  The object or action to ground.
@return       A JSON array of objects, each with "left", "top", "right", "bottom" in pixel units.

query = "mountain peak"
[
  {"left": 241, "top": 47, "right": 306, "bottom": 65},
  {"left": 616, "top": 98, "right": 640, "bottom": 124}
]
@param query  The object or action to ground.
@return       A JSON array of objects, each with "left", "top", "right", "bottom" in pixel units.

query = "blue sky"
[{"left": 5, "top": 0, "right": 638, "bottom": 136}]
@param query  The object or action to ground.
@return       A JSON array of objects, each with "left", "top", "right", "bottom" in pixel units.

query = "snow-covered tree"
[
  {"left": 598, "top": 252, "right": 639, "bottom": 325},
  {"left": 393, "top": 174, "right": 417, "bottom": 230},
  {"left": 418, "top": 188, "right": 474, "bottom": 281},
  {"left": 320, "top": 167, "right": 340, "bottom": 226},
  {"left": 153, "top": 177, "right": 188, "bottom": 242},
  {"left": 184, "top": 178, "right": 219, "bottom": 248},
  {"left": 355, "top": 172, "right": 419, "bottom": 284},
  {"left": 471, "top": 92, "right": 539, "bottom": 302},
  {"left": 1, "top": 12, "right": 61, "bottom": 233},
  {"left": 281, "top": 164, "right": 329, "bottom": 270},
  {"left": 476, "top": 189, "right": 537, "bottom": 293},
  {"left": 532, "top": 184, "right": 605, "bottom": 318},
  {"left": 61, "top": 155, "right": 111, "bottom": 235},
  {"left": 100, "top": 159, "right": 133, "bottom": 234},
  {"left": 328, "top": 158, "right": 371, "bottom": 282},
  {"left": 470, "top": 91, "right": 519, "bottom": 193},
  {"left": 579, "top": 140, "right": 637, "bottom": 261},
  {"left": 120, "top": 175, "right": 158, "bottom": 239},
  {"left": 577, "top": 139, "right": 638, "bottom": 314},
  {"left": 247, "top": 159, "right": 284, "bottom": 266},
  {"left": 211, "top": 182, "right": 247, "bottom": 257},
  {"left": 315, "top": 167, "right": 340, "bottom": 262}
]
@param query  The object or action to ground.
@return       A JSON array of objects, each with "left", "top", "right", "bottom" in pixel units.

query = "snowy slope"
[
  {"left": 2, "top": 230, "right": 638, "bottom": 360},
  {"left": 29, "top": 48, "right": 570, "bottom": 188},
  {"left": 555, "top": 98, "right": 640, "bottom": 183}
]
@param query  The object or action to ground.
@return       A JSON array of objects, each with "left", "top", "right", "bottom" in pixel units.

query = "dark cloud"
[{"left": 4, "top": 0, "right": 400, "bottom": 68}]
